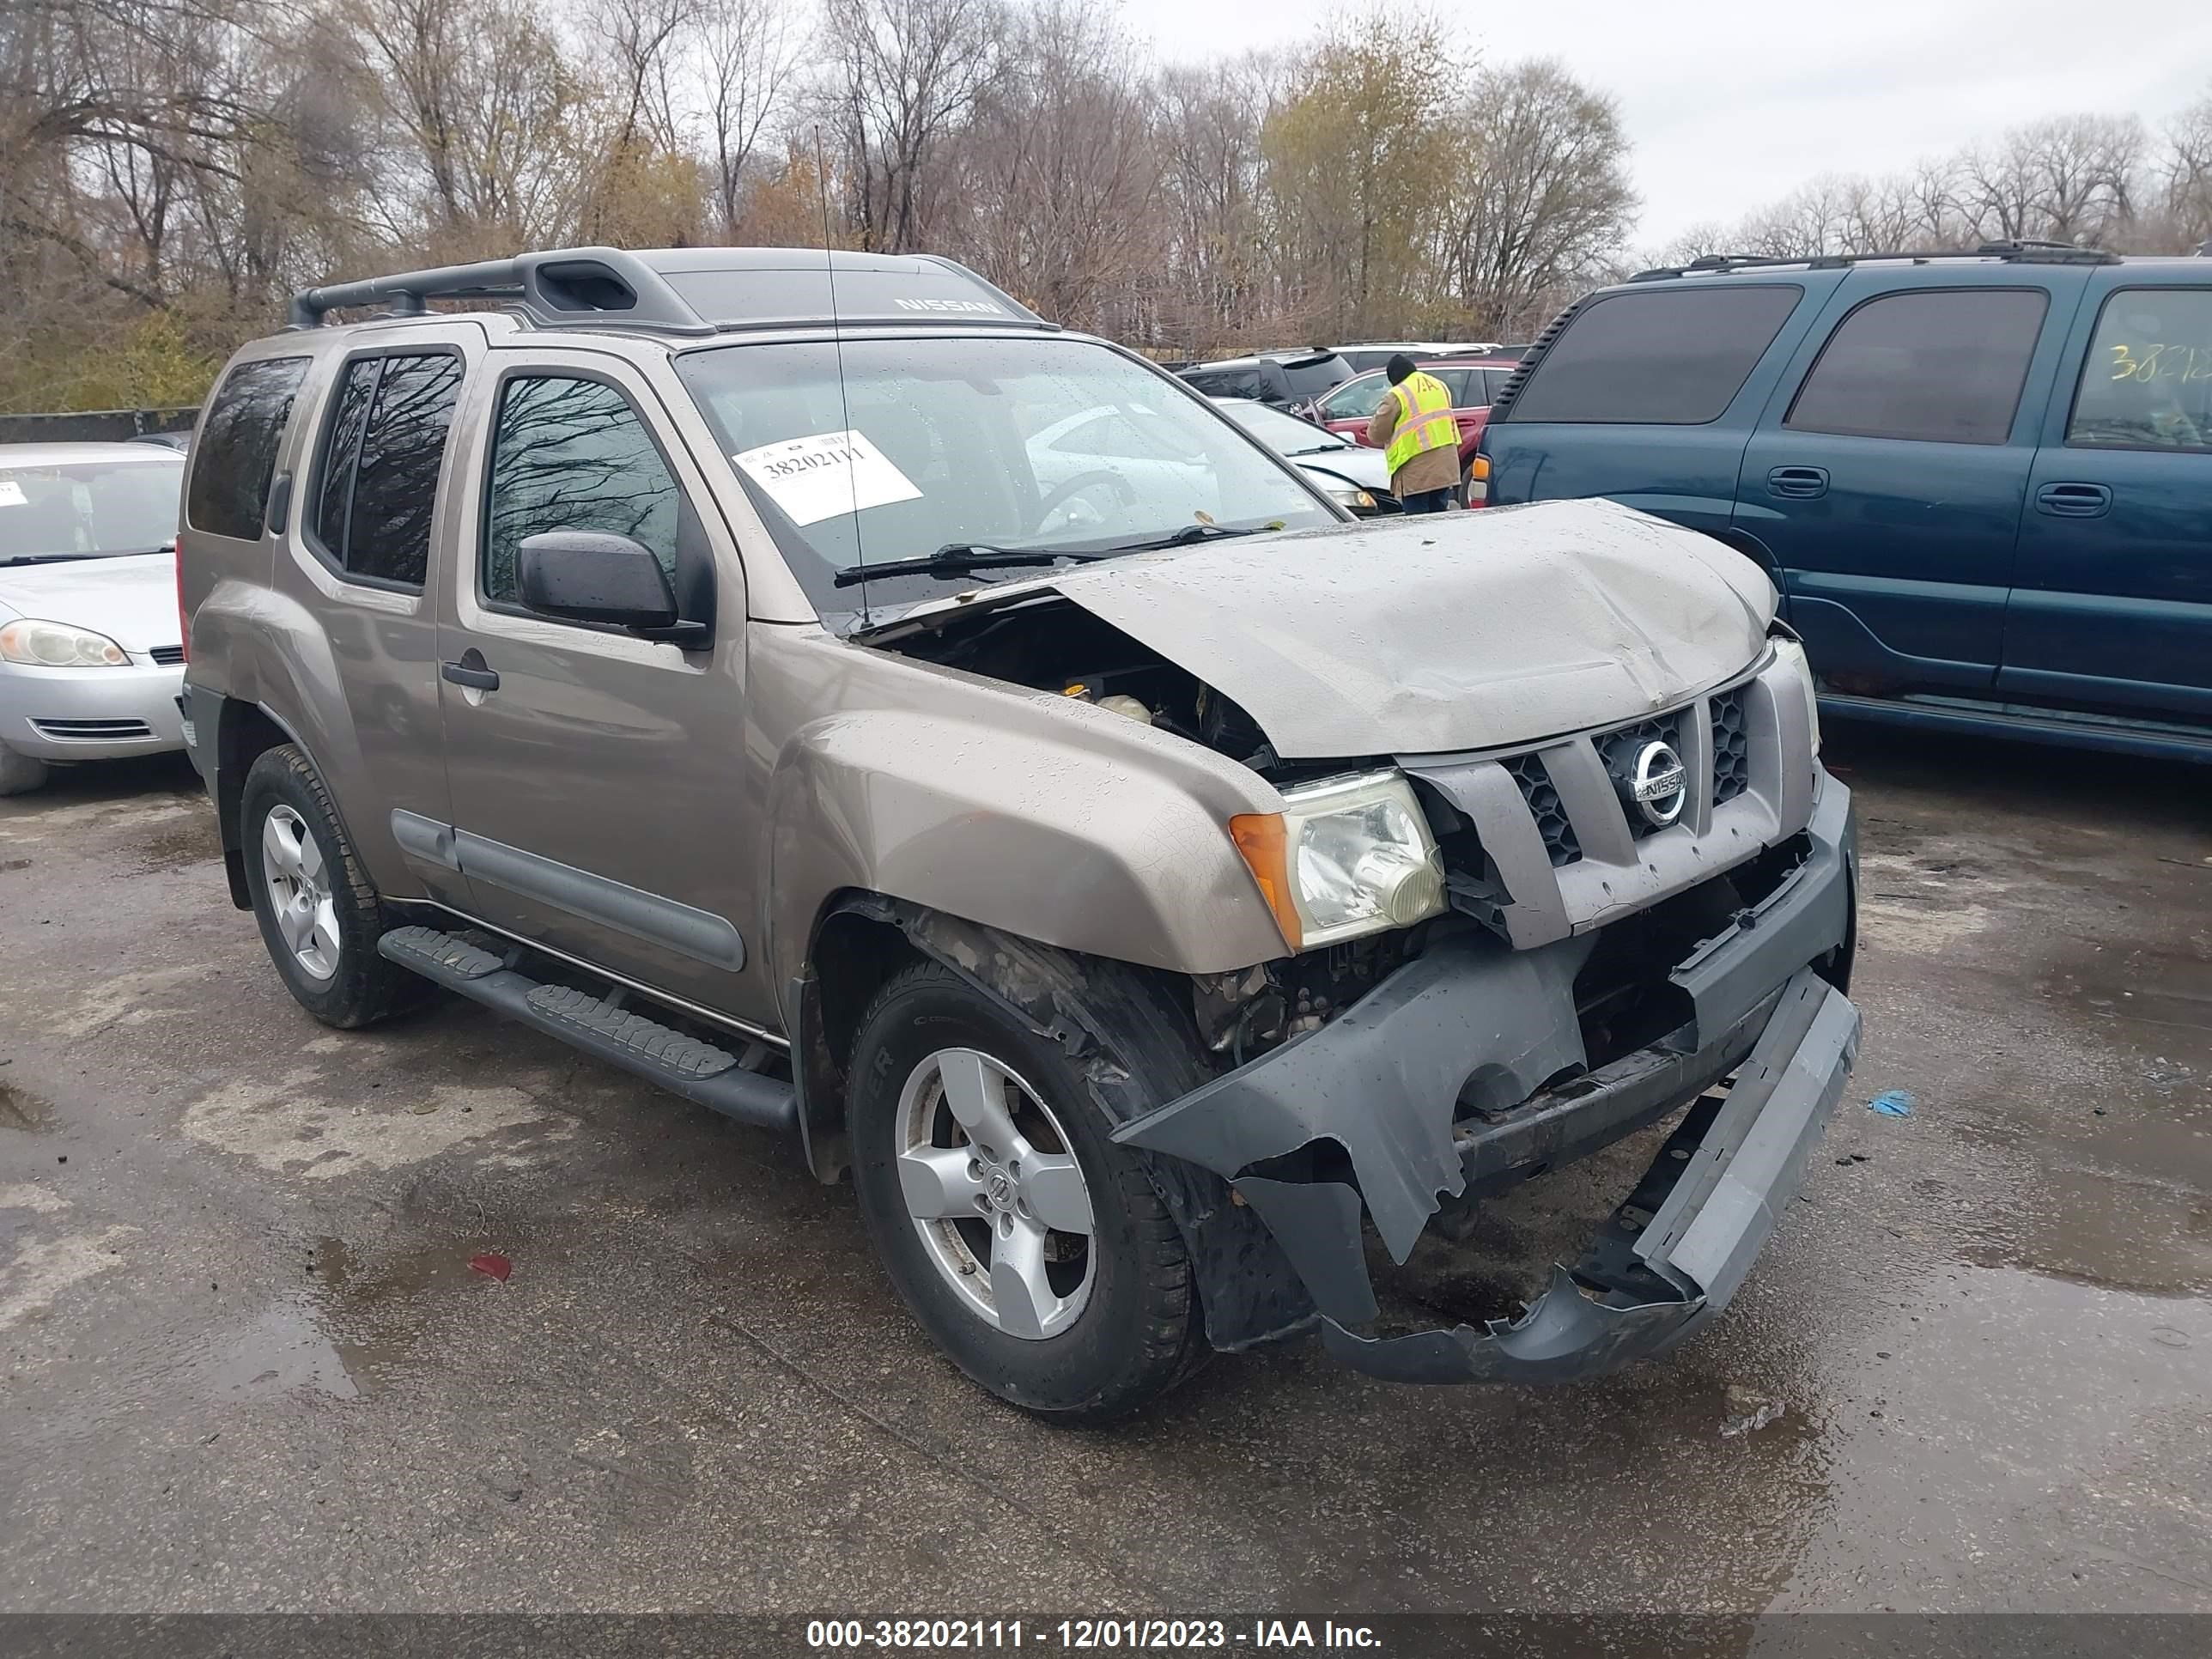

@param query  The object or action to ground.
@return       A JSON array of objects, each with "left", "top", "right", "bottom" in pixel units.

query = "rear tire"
[
  {"left": 0, "top": 746, "right": 49, "bottom": 796},
  {"left": 240, "top": 744, "right": 426, "bottom": 1029},
  {"left": 848, "top": 961, "right": 1204, "bottom": 1423}
]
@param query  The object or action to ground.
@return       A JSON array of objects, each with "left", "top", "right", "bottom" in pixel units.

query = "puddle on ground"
[
  {"left": 131, "top": 815, "right": 220, "bottom": 872},
  {"left": 1959, "top": 1161, "right": 2212, "bottom": 1297},
  {"left": 198, "top": 1299, "right": 360, "bottom": 1401},
  {"left": 1954, "top": 937, "right": 2212, "bottom": 1297},
  {"left": 0, "top": 1079, "right": 56, "bottom": 1132},
  {"left": 292, "top": 1235, "right": 520, "bottom": 1395}
]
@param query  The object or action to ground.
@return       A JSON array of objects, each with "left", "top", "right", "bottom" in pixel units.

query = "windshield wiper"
[
  {"left": 830, "top": 543, "right": 1105, "bottom": 589},
  {"left": 1106, "top": 522, "right": 1267, "bottom": 552},
  {"left": 0, "top": 553, "right": 106, "bottom": 567}
]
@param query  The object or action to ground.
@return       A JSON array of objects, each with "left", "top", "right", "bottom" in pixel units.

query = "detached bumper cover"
[{"left": 1114, "top": 779, "right": 1860, "bottom": 1383}]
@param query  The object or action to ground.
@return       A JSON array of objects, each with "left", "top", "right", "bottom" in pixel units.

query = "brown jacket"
[{"left": 1366, "top": 382, "right": 1462, "bottom": 499}]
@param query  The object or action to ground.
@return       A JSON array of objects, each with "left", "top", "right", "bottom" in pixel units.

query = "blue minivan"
[{"left": 1479, "top": 245, "right": 2212, "bottom": 760}]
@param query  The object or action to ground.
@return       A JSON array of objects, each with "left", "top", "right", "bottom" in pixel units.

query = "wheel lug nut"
[
  {"left": 973, "top": 1194, "right": 989, "bottom": 1212},
  {"left": 967, "top": 1158, "right": 983, "bottom": 1180}
]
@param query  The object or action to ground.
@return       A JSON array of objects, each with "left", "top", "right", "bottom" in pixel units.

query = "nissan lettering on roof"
[{"left": 894, "top": 298, "right": 1003, "bottom": 314}]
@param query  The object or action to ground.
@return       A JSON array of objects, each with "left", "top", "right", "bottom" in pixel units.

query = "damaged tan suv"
[{"left": 179, "top": 247, "right": 1860, "bottom": 1420}]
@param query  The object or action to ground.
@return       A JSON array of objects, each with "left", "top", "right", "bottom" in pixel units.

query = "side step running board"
[{"left": 379, "top": 926, "right": 797, "bottom": 1134}]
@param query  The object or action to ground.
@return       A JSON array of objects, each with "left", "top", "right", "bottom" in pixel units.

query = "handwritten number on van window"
[{"left": 2107, "top": 343, "right": 2212, "bottom": 383}]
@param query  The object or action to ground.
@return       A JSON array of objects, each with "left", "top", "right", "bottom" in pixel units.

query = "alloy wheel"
[{"left": 895, "top": 1047, "right": 1097, "bottom": 1340}]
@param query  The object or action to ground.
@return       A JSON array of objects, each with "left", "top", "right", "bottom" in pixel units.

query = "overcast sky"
[{"left": 1115, "top": 0, "right": 2212, "bottom": 250}]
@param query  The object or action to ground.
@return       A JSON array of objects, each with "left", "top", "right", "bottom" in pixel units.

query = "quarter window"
[
  {"left": 186, "top": 356, "right": 310, "bottom": 540},
  {"left": 2067, "top": 289, "right": 2212, "bottom": 452},
  {"left": 1504, "top": 286, "right": 1802, "bottom": 425},
  {"left": 309, "top": 351, "right": 464, "bottom": 586},
  {"left": 1787, "top": 289, "right": 2047, "bottom": 445},
  {"left": 483, "top": 376, "right": 682, "bottom": 608}
]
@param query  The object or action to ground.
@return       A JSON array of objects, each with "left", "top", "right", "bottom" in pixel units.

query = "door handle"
[
  {"left": 1767, "top": 465, "right": 1829, "bottom": 500},
  {"left": 441, "top": 650, "right": 499, "bottom": 692},
  {"left": 2035, "top": 482, "right": 2112, "bottom": 518}
]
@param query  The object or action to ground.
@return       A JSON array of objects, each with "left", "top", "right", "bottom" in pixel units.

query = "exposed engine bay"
[{"left": 869, "top": 595, "right": 1322, "bottom": 781}]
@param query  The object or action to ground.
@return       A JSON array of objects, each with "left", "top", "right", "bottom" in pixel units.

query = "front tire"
[
  {"left": 240, "top": 744, "right": 424, "bottom": 1029},
  {"left": 848, "top": 962, "right": 1203, "bottom": 1423},
  {"left": 0, "top": 746, "right": 49, "bottom": 796}
]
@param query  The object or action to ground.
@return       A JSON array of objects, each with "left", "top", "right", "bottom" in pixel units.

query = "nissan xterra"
[{"left": 179, "top": 247, "right": 1861, "bottom": 1421}]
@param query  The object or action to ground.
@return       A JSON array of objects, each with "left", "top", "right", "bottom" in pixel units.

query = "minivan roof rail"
[
  {"left": 1626, "top": 242, "right": 2122, "bottom": 283},
  {"left": 288, "top": 246, "right": 1047, "bottom": 334}
]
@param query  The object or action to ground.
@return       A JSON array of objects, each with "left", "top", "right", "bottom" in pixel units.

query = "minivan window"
[
  {"left": 2067, "top": 288, "right": 2212, "bottom": 452},
  {"left": 1787, "top": 289, "right": 2047, "bottom": 446},
  {"left": 186, "top": 356, "right": 309, "bottom": 540},
  {"left": 674, "top": 334, "right": 1329, "bottom": 608},
  {"left": 1504, "top": 286, "right": 1802, "bottom": 425},
  {"left": 483, "top": 375, "right": 683, "bottom": 607},
  {"left": 307, "top": 351, "right": 463, "bottom": 586}
]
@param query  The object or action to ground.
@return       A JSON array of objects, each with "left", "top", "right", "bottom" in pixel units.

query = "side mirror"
[{"left": 516, "top": 531, "right": 701, "bottom": 643}]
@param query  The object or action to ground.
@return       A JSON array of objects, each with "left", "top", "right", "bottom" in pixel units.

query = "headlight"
[
  {"left": 1230, "top": 769, "right": 1446, "bottom": 951},
  {"left": 1771, "top": 637, "right": 1821, "bottom": 757},
  {"left": 0, "top": 619, "right": 131, "bottom": 667},
  {"left": 1325, "top": 485, "right": 1376, "bottom": 511}
]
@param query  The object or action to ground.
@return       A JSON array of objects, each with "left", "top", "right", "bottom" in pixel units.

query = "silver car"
[{"left": 0, "top": 442, "right": 189, "bottom": 795}]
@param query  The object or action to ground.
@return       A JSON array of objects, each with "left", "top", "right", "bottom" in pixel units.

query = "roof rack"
[
  {"left": 288, "top": 245, "right": 1048, "bottom": 334},
  {"left": 1627, "top": 241, "right": 2121, "bottom": 283},
  {"left": 289, "top": 248, "right": 712, "bottom": 331}
]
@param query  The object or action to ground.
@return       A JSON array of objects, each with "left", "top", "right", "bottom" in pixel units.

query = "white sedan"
[{"left": 0, "top": 442, "right": 190, "bottom": 795}]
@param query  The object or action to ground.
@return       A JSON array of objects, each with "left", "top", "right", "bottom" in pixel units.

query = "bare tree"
[
  {"left": 1441, "top": 58, "right": 1636, "bottom": 337},
  {"left": 822, "top": 0, "right": 1006, "bottom": 252},
  {"left": 695, "top": 0, "right": 800, "bottom": 237},
  {"left": 938, "top": 0, "right": 1157, "bottom": 331},
  {"left": 588, "top": 0, "right": 701, "bottom": 153}
]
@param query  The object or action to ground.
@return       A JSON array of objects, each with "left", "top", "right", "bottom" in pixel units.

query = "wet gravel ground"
[{"left": 0, "top": 726, "right": 2206, "bottom": 1616}]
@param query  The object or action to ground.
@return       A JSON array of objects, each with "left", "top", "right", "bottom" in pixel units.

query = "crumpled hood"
[
  {"left": 0, "top": 552, "right": 181, "bottom": 651},
  {"left": 1054, "top": 498, "right": 1775, "bottom": 758}
]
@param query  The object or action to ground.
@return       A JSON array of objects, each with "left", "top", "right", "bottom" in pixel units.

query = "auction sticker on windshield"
[
  {"left": 0, "top": 479, "right": 27, "bottom": 507},
  {"left": 733, "top": 429, "right": 922, "bottom": 526}
]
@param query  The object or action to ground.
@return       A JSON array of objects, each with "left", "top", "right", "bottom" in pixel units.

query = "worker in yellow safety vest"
[{"left": 1364, "top": 354, "right": 1461, "bottom": 514}]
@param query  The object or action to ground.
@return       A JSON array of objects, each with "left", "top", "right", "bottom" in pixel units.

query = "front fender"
[{"left": 755, "top": 628, "right": 1292, "bottom": 1006}]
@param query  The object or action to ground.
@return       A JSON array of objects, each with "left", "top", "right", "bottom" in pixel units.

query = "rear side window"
[
  {"left": 307, "top": 351, "right": 463, "bottom": 587},
  {"left": 483, "top": 375, "right": 681, "bottom": 608},
  {"left": 1788, "top": 289, "right": 2048, "bottom": 445},
  {"left": 1506, "top": 286, "right": 1802, "bottom": 425},
  {"left": 1430, "top": 368, "right": 1478, "bottom": 404},
  {"left": 186, "top": 356, "right": 310, "bottom": 540},
  {"left": 1185, "top": 368, "right": 1269, "bottom": 401},
  {"left": 2067, "top": 288, "right": 2212, "bottom": 452}
]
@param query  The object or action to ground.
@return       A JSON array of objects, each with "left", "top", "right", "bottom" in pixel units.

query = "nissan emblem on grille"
[{"left": 1629, "top": 741, "right": 1687, "bottom": 828}]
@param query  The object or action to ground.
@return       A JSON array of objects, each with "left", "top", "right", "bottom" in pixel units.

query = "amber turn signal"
[{"left": 1228, "top": 811, "right": 1301, "bottom": 951}]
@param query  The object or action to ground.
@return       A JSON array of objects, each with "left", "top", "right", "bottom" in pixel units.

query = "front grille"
[
  {"left": 148, "top": 645, "right": 185, "bottom": 665},
  {"left": 1711, "top": 689, "right": 1750, "bottom": 803},
  {"left": 31, "top": 718, "right": 154, "bottom": 740},
  {"left": 1595, "top": 711, "right": 1688, "bottom": 841},
  {"left": 1505, "top": 752, "right": 1581, "bottom": 866}
]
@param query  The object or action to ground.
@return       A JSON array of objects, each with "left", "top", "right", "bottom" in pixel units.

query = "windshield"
[
  {"left": 1218, "top": 400, "right": 1351, "bottom": 455},
  {"left": 673, "top": 335, "right": 1334, "bottom": 608},
  {"left": 0, "top": 456, "right": 184, "bottom": 565}
]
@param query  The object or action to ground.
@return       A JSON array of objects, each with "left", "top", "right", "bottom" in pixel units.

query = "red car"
[{"left": 1304, "top": 356, "right": 1520, "bottom": 492}]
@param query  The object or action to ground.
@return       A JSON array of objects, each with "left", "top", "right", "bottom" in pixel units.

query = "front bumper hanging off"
[{"left": 1113, "top": 780, "right": 1861, "bottom": 1385}]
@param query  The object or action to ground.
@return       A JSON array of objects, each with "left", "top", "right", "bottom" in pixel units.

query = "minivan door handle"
[
  {"left": 441, "top": 649, "right": 500, "bottom": 692},
  {"left": 1767, "top": 465, "right": 1829, "bottom": 499},
  {"left": 2036, "top": 481, "right": 2112, "bottom": 518}
]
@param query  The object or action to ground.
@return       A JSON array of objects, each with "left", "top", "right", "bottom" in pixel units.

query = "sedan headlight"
[
  {"left": 0, "top": 619, "right": 131, "bottom": 667},
  {"left": 1231, "top": 769, "right": 1446, "bottom": 951},
  {"left": 1324, "top": 485, "right": 1376, "bottom": 511},
  {"left": 1771, "top": 636, "right": 1821, "bottom": 757}
]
